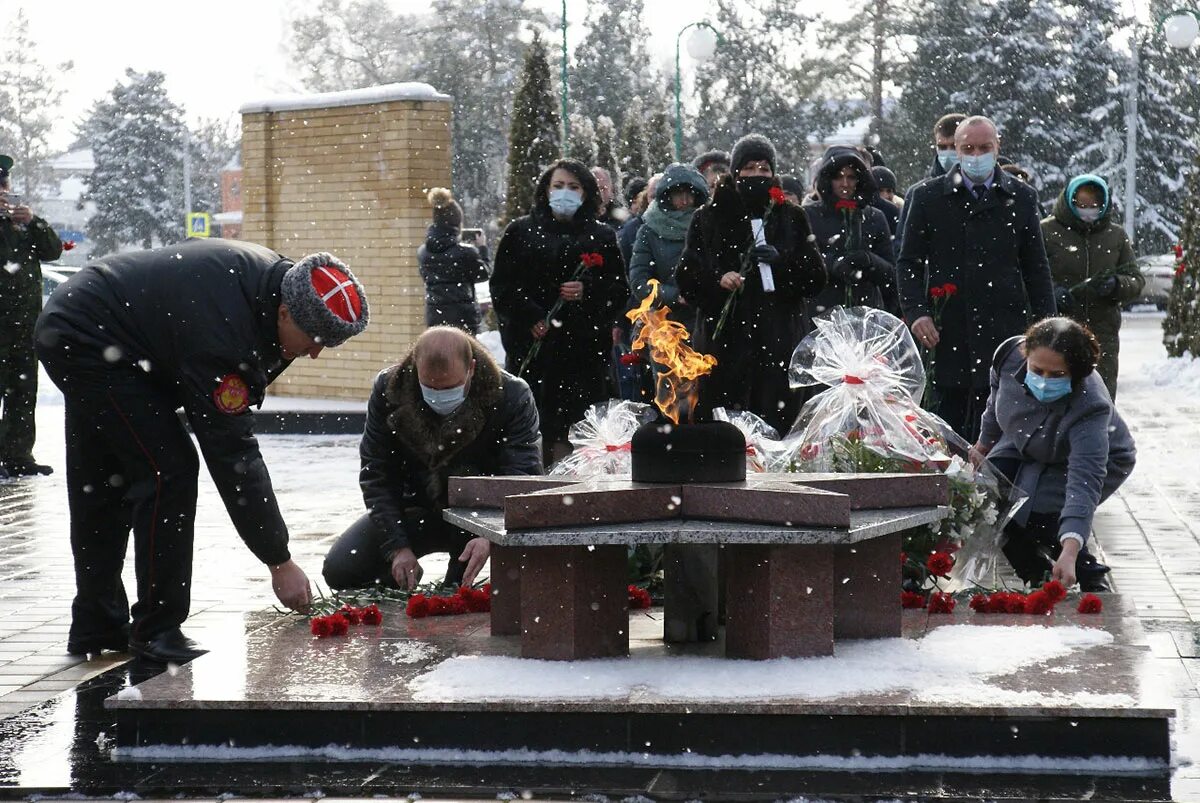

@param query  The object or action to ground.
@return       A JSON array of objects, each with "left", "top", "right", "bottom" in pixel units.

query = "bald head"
[
  {"left": 954, "top": 116, "right": 1000, "bottom": 152},
  {"left": 413, "top": 326, "right": 475, "bottom": 389}
]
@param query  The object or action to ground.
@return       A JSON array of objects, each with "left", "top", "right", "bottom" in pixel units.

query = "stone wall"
[{"left": 239, "top": 83, "right": 452, "bottom": 400}]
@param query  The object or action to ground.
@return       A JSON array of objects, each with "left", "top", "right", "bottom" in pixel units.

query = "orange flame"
[{"left": 626, "top": 279, "right": 718, "bottom": 424}]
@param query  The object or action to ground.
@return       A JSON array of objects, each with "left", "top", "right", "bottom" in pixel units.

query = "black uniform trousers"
[
  {"left": 0, "top": 288, "right": 41, "bottom": 464},
  {"left": 38, "top": 353, "right": 199, "bottom": 644},
  {"left": 323, "top": 512, "right": 472, "bottom": 590}
]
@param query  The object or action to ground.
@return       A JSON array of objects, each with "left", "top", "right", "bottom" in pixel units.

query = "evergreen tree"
[
  {"left": 566, "top": 113, "right": 598, "bottom": 166},
  {"left": 80, "top": 70, "right": 186, "bottom": 255},
  {"left": 618, "top": 98, "right": 649, "bottom": 181},
  {"left": 594, "top": 115, "right": 622, "bottom": 192},
  {"left": 0, "top": 9, "right": 73, "bottom": 201},
  {"left": 691, "top": 0, "right": 821, "bottom": 175},
  {"left": 1162, "top": 151, "right": 1199, "bottom": 357},
  {"left": 570, "top": 0, "right": 655, "bottom": 130},
  {"left": 645, "top": 99, "right": 674, "bottom": 173},
  {"left": 504, "top": 32, "right": 560, "bottom": 224},
  {"left": 188, "top": 117, "right": 240, "bottom": 215},
  {"left": 1059, "top": 0, "right": 1127, "bottom": 184}
]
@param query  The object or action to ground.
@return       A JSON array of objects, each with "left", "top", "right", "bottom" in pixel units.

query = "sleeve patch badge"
[{"left": 213, "top": 374, "right": 251, "bottom": 414}]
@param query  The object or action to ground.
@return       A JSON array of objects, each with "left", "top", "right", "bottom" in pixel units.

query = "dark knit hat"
[
  {"left": 779, "top": 174, "right": 804, "bottom": 197},
  {"left": 281, "top": 252, "right": 369, "bottom": 347},
  {"left": 692, "top": 149, "right": 730, "bottom": 174},
  {"left": 871, "top": 166, "right": 897, "bottom": 192},
  {"left": 730, "top": 134, "right": 776, "bottom": 175},
  {"left": 427, "top": 187, "right": 463, "bottom": 231}
]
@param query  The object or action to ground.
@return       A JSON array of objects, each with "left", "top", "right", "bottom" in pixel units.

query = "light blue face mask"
[
  {"left": 960, "top": 152, "right": 996, "bottom": 182},
  {"left": 420, "top": 382, "right": 467, "bottom": 416},
  {"left": 548, "top": 188, "right": 583, "bottom": 217},
  {"left": 1025, "top": 371, "right": 1072, "bottom": 403},
  {"left": 937, "top": 149, "right": 959, "bottom": 171}
]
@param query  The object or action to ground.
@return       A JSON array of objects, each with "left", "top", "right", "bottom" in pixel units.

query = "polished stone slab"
[
  {"left": 106, "top": 596, "right": 1172, "bottom": 772},
  {"left": 443, "top": 505, "right": 948, "bottom": 546}
]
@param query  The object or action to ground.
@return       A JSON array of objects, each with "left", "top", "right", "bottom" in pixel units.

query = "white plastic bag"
[{"left": 548, "top": 400, "right": 656, "bottom": 476}]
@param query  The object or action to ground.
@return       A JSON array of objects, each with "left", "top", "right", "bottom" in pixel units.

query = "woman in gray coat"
[{"left": 971, "top": 318, "right": 1135, "bottom": 591}]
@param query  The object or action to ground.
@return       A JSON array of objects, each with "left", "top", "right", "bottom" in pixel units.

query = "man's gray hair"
[{"left": 956, "top": 116, "right": 1000, "bottom": 142}]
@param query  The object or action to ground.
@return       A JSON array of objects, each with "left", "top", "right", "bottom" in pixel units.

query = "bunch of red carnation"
[
  {"left": 310, "top": 603, "right": 384, "bottom": 638},
  {"left": 406, "top": 584, "right": 492, "bottom": 619},
  {"left": 966, "top": 581, "right": 1103, "bottom": 616},
  {"left": 929, "top": 282, "right": 959, "bottom": 299},
  {"left": 628, "top": 585, "right": 652, "bottom": 609}
]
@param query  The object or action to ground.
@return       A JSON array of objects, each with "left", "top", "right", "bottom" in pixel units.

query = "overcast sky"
[{"left": 17, "top": 0, "right": 1147, "bottom": 153}]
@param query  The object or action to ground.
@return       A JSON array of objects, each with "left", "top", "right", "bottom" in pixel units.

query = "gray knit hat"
[
  {"left": 280, "top": 252, "right": 369, "bottom": 347},
  {"left": 730, "top": 134, "right": 777, "bottom": 175}
]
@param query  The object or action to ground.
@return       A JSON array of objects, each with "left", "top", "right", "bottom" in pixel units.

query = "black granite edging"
[
  {"left": 176, "top": 409, "right": 366, "bottom": 436},
  {"left": 113, "top": 707, "right": 1172, "bottom": 764}
]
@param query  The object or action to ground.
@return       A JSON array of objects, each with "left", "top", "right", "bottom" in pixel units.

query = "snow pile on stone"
[
  {"left": 1146, "top": 353, "right": 1200, "bottom": 394},
  {"left": 239, "top": 83, "right": 450, "bottom": 114},
  {"left": 410, "top": 625, "right": 1125, "bottom": 707}
]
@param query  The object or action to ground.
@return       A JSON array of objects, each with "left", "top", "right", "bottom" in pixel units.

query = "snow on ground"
[{"left": 409, "top": 625, "right": 1123, "bottom": 707}]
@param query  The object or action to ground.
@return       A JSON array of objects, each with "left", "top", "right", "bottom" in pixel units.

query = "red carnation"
[
  {"left": 1077, "top": 593, "right": 1103, "bottom": 614},
  {"left": 768, "top": 186, "right": 789, "bottom": 205},
  {"left": 834, "top": 198, "right": 858, "bottom": 211},
  {"left": 619, "top": 352, "right": 644, "bottom": 366},
  {"left": 926, "top": 551, "right": 955, "bottom": 577},
  {"left": 462, "top": 589, "right": 489, "bottom": 613},
  {"left": 338, "top": 604, "right": 363, "bottom": 625},
  {"left": 1177, "top": 263, "right": 1187, "bottom": 277},
  {"left": 941, "top": 282, "right": 958, "bottom": 297},
  {"left": 61, "top": 240, "right": 76, "bottom": 251},
  {"left": 1023, "top": 590, "right": 1053, "bottom": 615},
  {"left": 310, "top": 616, "right": 334, "bottom": 638},
  {"left": 406, "top": 594, "right": 431, "bottom": 619},
  {"left": 628, "top": 585, "right": 652, "bottom": 609},
  {"left": 928, "top": 591, "right": 957, "bottom": 614},
  {"left": 580, "top": 252, "right": 604, "bottom": 269},
  {"left": 446, "top": 596, "right": 469, "bottom": 615},
  {"left": 1005, "top": 593, "right": 1028, "bottom": 614},
  {"left": 969, "top": 593, "right": 988, "bottom": 612},
  {"left": 428, "top": 596, "right": 450, "bottom": 616},
  {"left": 1175, "top": 243, "right": 1185, "bottom": 258},
  {"left": 900, "top": 591, "right": 927, "bottom": 609},
  {"left": 930, "top": 286, "right": 946, "bottom": 299},
  {"left": 360, "top": 604, "right": 383, "bottom": 626},
  {"left": 1041, "top": 580, "right": 1067, "bottom": 603}
]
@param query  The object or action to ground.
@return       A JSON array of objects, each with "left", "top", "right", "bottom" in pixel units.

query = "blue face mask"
[
  {"left": 937, "top": 149, "right": 959, "bottom": 171},
  {"left": 548, "top": 188, "right": 583, "bottom": 217},
  {"left": 960, "top": 152, "right": 996, "bottom": 182},
  {"left": 1024, "top": 371, "right": 1072, "bottom": 403},
  {"left": 420, "top": 382, "right": 468, "bottom": 416}
]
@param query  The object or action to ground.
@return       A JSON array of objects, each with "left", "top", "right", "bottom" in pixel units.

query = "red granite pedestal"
[
  {"left": 724, "top": 544, "right": 836, "bottom": 659},
  {"left": 488, "top": 544, "right": 523, "bottom": 636},
  {"left": 834, "top": 532, "right": 903, "bottom": 640},
  {"left": 518, "top": 544, "right": 630, "bottom": 660}
]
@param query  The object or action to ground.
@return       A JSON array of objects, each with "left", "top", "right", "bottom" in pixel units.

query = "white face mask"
[
  {"left": 420, "top": 379, "right": 468, "bottom": 416},
  {"left": 1077, "top": 208, "right": 1103, "bottom": 223}
]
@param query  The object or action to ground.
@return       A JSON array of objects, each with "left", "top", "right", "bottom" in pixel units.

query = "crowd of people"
[{"left": 0, "top": 109, "right": 1143, "bottom": 662}]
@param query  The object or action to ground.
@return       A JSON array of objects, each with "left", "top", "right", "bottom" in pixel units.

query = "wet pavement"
[{"left": 2, "top": 314, "right": 1200, "bottom": 799}]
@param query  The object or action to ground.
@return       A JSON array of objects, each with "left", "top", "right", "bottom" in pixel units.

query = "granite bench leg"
[
  {"left": 724, "top": 543, "right": 835, "bottom": 659},
  {"left": 519, "top": 545, "right": 629, "bottom": 660},
  {"left": 489, "top": 544, "right": 523, "bottom": 636},
  {"left": 834, "top": 533, "right": 902, "bottom": 640},
  {"left": 663, "top": 544, "right": 719, "bottom": 642}
]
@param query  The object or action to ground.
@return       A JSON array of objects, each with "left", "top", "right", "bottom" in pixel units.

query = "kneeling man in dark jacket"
[{"left": 323, "top": 326, "right": 542, "bottom": 590}]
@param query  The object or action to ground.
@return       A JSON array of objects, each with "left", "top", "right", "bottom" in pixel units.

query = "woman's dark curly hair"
[
  {"left": 1023, "top": 317, "right": 1101, "bottom": 383},
  {"left": 533, "top": 158, "right": 601, "bottom": 218}
]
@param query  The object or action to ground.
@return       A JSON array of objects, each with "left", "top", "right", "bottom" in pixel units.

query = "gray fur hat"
[
  {"left": 730, "top": 134, "right": 777, "bottom": 175},
  {"left": 280, "top": 252, "right": 369, "bottom": 347}
]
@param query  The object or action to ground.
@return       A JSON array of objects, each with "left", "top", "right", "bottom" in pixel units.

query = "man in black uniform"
[
  {"left": 0, "top": 154, "right": 62, "bottom": 479},
  {"left": 36, "top": 239, "right": 369, "bottom": 663}
]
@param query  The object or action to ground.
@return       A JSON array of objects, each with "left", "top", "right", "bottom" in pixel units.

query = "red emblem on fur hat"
[{"left": 213, "top": 374, "right": 250, "bottom": 414}]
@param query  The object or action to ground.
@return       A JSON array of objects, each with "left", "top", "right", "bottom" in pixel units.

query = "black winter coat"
[
  {"left": 675, "top": 175, "right": 826, "bottom": 431},
  {"left": 897, "top": 166, "right": 1056, "bottom": 389},
  {"left": 418, "top": 224, "right": 490, "bottom": 332},
  {"left": 491, "top": 206, "right": 627, "bottom": 440},
  {"left": 803, "top": 149, "right": 898, "bottom": 317},
  {"left": 35, "top": 239, "right": 297, "bottom": 565},
  {"left": 359, "top": 340, "right": 542, "bottom": 558}
]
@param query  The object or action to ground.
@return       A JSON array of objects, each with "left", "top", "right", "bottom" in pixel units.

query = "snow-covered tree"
[
  {"left": 188, "top": 117, "right": 240, "bottom": 215},
  {"left": 692, "top": 0, "right": 821, "bottom": 175},
  {"left": 504, "top": 32, "right": 560, "bottom": 224},
  {"left": 1058, "top": 0, "right": 1127, "bottom": 185},
  {"left": 289, "top": 0, "right": 423, "bottom": 91},
  {"left": 619, "top": 98, "right": 649, "bottom": 181},
  {"left": 645, "top": 99, "right": 674, "bottom": 173},
  {"left": 0, "top": 9, "right": 73, "bottom": 201},
  {"left": 566, "top": 113, "right": 598, "bottom": 166},
  {"left": 594, "top": 115, "right": 622, "bottom": 192},
  {"left": 570, "top": 0, "right": 656, "bottom": 131},
  {"left": 80, "top": 70, "right": 186, "bottom": 255},
  {"left": 1162, "top": 150, "right": 1199, "bottom": 357}
]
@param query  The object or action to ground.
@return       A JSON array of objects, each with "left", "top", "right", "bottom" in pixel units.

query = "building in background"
[
  {"left": 40, "top": 147, "right": 96, "bottom": 266},
  {"left": 215, "top": 152, "right": 243, "bottom": 239}
]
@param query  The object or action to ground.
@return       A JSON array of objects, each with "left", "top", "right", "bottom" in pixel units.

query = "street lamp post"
[
  {"left": 561, "top": 0, "right": 569, "bottom": 145},
  {"left": 1123, "top": 8, "right": 1199, "bottom": 245},
  {"left": 674, "top": 22, "right": 719, "bottom": 162}
]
